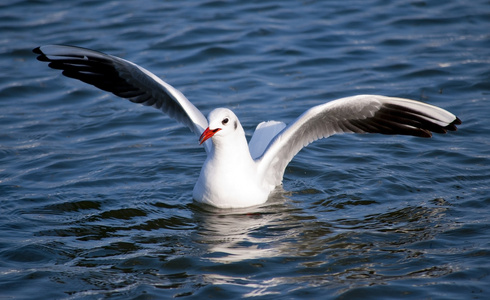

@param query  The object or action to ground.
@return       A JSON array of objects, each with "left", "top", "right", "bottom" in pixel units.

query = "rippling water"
[{"left": 1, "top": 0, "right": 489, "bottom": 299}]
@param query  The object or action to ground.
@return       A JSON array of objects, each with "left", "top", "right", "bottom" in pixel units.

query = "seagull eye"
[{"left": 222, "top": 118, "right": 229, "bottom": 125}]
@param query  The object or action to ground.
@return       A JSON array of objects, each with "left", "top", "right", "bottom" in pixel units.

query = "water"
[{"left": 1, "top": 0, "right": 489, "bottom": 299}]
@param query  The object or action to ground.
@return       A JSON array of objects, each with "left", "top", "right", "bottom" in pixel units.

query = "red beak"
[{"left": 199, "top": 127, "right": 221, "bottom": 145}]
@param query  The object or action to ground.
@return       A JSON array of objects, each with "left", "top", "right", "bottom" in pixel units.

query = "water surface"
[{"left": 1, "top": 0, "right": 489, "bottom": 299}]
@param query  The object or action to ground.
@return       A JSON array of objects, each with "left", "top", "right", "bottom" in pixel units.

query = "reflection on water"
[
  {"left": 185, "top": 191, "right": 456, "bottom": 297},
  {"left": 192, "top": 190, "right": 296, "bottom": 263}
]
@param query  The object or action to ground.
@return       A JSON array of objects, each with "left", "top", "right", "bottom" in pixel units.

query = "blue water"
[{"left": 1, "top": 0, "right": 490, "bottom": 299}]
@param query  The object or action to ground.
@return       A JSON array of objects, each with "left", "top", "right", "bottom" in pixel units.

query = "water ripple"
[{"left": 1, "top": 0, "right": 489, "bottom": 299}]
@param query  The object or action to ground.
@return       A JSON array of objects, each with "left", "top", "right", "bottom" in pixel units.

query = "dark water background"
[{"left": 1, "top": 0, "right": 490, "bottom": 299}]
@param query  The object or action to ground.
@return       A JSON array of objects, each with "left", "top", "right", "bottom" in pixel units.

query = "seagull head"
[{"left": 199, "top": 108, "right": 241, "bottom": 145}]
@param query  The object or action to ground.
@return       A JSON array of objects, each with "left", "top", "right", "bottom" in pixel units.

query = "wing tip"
[
  {"left": 418, "top": 115, "right": 461, "bottom": 137},
  {"left": 32, "top": 46, "right": 42, "bottom": 54},
  {"left": 33, "top": 46, "right": 49, "bottom": 62},
  {"left": 444, "top": 116, "right": 462, "bottom": 132}
]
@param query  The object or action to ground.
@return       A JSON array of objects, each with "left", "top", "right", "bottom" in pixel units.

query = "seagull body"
[
  {"left": 194, "top": 108, "right": 268, "bottom": 208},
  {"left": 34, "top": 45, "right": 461, "bottom": 208}
]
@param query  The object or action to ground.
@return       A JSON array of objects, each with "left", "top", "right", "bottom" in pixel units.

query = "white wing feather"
[
  {"left": 34, "top": 45, "right": 211, "bottom": 153},
  {"left": 256, "top": 95, "right": 461, "bottom": 186},
  {"left": 249, "top": 121, "right": 286, "bottom": 159}
]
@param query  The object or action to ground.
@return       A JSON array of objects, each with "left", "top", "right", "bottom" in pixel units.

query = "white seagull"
[{"left": 34, "top": 45, "right": 461, "bottom": 208}]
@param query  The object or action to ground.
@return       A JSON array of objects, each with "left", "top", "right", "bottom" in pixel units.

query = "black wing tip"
[
  {"left": 375, "top": 104, "right": 462, "bottom": 137},
  {"left": 32, "top": 46, "right": 42, "bottom": 54},
  {"left": 422, "top": 116, "right": 461, "bottom": 136},
  {"left": 33, "top": 46, "right": 51, "bottom": 62},
  {"left": 33, "top": 46, "right": 43, "bottom": 59},
  {"left": 444, "top": 117, "right": 462, "bottom": 132},
  {"left": 453, "top": 117, "right": 462, "bottom": 125}
]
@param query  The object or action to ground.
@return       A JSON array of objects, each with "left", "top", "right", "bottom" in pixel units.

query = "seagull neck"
[{"left": 210, "top": 133, "right": 252, "bottom": 161}]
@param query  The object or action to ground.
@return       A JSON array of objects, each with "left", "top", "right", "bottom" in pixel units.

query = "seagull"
[{"left": 34, "top": 45, "right": 461, "bottom": 208}]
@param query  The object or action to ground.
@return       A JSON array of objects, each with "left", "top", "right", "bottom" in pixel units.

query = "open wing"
[
  {"left": 34, "top": 45, "right": 211, "bottom": 153},
  {"left": 256, "top": 95, "right": 461, "bottom": 186}
]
